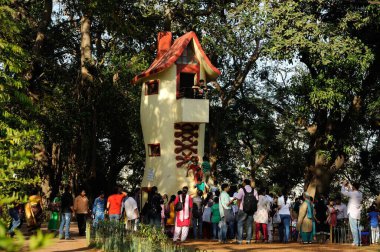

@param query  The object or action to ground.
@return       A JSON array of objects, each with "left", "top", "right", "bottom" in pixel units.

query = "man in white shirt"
[
  {"left": 123, "top": 194, "right": 139, "bottom": 231},
  {"left": 228, "top": 179, "right": 258, "bottom": 244},
  {"left": 341, "top": 181, "right": 362, "bottom": 246}
]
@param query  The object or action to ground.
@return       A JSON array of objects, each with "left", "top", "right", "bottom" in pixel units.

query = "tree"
[
  {"left": 267, "top": 0, "right": 379, "bottom": 196},
  {"left": 0, "top": 0, "right": 42, "bottom": 207}
]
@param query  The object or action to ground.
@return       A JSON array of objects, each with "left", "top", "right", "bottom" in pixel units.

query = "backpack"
[
  {"left": 242, "top": 187, "right": 258, "bottom": 215},
  {"left": 174, "top": 196, "right": 183, "bottom": 212},
  {"left": 192, "top": 197, "right": 203, "bottom": 218},
  {"left": 149, "top": 193, "right": 162, "bottom": 216}
]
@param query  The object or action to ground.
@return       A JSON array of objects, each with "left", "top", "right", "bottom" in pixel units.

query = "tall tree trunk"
[
  {"left": 26, "top": 0, "right": 52, "bottom": 100},
  {"left": 49, "top": 143, "right": 61, "bottom": 198},
  {"left": 80, "top": 15, "right": 93, "bottom": 85}
]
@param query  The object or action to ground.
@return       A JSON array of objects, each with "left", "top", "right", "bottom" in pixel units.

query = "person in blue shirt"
[
  {"left": 92, "top": 191, "right": 105, "bottom": 227},
  {"left": 8, "top": 203, "right": 21, "bottom": 237},
  {"left": 368, "top": 205, "right": 379, "bottom": 244}
]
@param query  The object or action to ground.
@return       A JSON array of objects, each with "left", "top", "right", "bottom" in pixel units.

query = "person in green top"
[
  {"left": 211, "top": 197, "right": 221, "bottom": 240},
  {"left": 194, "top": 175, "right": 209, "bottom": 194},
  {"left": 201, "top": 156, "right": 211, "bottom": 183},
  {"left": 48, "top": 194, "right": 61, "bottom": 234}
]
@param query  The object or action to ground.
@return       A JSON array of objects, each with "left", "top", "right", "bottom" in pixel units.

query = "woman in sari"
[
  {"left": 48, "top": 194, "right": 61, "bottom": 233},
  {"left": 297, "top": 192, "right": 315, "bottom": 244}
]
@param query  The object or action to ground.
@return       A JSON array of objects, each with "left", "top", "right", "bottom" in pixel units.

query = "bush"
[{"left": 87, "top": 221, "right": 192, "bottom": 252}]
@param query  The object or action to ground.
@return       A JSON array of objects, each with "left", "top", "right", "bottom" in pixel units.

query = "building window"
[
  {"left": 176, "top": 45, "right": 198, "bottom": 65},
  {"left": 145, "top": 80, "right": 159, "bottom": 95},
  {"left": 148, "top": 144, "right": 160, "bottom": 157}
]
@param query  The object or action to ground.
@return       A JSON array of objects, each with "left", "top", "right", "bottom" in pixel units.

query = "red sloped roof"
[{"left": 132, "top": 31, "right": 221, "bottom": 84}]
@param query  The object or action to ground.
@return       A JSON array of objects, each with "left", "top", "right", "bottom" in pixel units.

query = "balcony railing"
[{"left": 177, "top": 87, "right": 209, "bottom": 99}]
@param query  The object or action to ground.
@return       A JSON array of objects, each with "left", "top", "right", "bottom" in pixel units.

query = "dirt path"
[
  {"left": 183, "top": 240, "right": 380, "bottom": 252},
  {"left": 23, "top": 223, "right": 379, "bottom": 252},
  {"left": 22, "top": 223, "right": 98, "bottom": 252}
]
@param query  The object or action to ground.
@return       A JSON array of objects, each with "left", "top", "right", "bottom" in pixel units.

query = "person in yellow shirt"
[{"left": 25, "top": 190, "right": 43, "bottom": 233}]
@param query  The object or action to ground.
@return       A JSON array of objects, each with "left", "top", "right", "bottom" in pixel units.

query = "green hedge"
[{"left": 86, "top": 221, "right": 193, "bottom": 252}]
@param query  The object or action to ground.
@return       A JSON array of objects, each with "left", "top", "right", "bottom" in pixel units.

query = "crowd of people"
[{"left": 5, "top": 173, "right": 380, "bottom": 247}]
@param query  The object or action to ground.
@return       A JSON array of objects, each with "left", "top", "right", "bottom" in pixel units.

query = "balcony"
[{"left": 175, "top": 96, "right": 209, "bottom": 123}]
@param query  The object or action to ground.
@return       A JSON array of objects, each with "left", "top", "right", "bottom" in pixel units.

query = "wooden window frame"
[
  {"left": 145, "top": 79, "right": 159, "bottom": 96},
  {"left": 148, "top": 143, "right": 161, "bottom": 157}
]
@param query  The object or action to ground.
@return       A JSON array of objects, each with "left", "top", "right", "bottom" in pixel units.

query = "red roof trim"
[{"left": 132, "top": 31, "right": 220, "bottom": 84}]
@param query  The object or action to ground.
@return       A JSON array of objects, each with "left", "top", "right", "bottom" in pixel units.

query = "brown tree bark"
[{"left": 25, "top": 0, "right": 52, "bottom": 100}]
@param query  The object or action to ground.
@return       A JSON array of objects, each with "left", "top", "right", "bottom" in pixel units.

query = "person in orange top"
[
  {"left": 166, "top": 195, "right": 176, "bottom": 237},
  {"left": 107, "top": 186, "right": 127, "bottom": 222}
]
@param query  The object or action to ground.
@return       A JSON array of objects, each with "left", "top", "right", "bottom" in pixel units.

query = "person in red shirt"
[{"left": 106, "top": 186, "right": 127, "bottom": 222}]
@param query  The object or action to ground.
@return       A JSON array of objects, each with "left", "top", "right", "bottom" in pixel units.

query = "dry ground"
[
  {"left": 19, "top": 223, "right": 379, "bottom": 252},
  {"left": 183, "top": 240, "right": 380, "bottom": 252}
]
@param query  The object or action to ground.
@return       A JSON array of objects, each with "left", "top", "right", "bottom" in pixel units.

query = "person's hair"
[
  {"left": 199, "top": 79, "right": 205, "bottom": 83},
  {"left": 134, "top": 188, "right": 140, "bottom": 194},
  {"left": 214, "top": 180, "right": 218, "bottom": 185},
  {"left": 31, "top": 188, "right": 39, "bottom": 195},
  {"left": 197, "top": 190, "right": 203, "bottom": 196},
  {"left": 213, "top": 197, "right": 219, "bottom": 204},
  {"left": 151, "top": 186, "right": 158, "bottom": 194},
  {"left": 64, "top": 185, "right": 71, "bottom": 192},
  {"left": 182, "top": 186, "right": 188, "bottom": 194},
  {"left": 282, "top": 189, "right": 288, "bottom": 202},
  {"left": 310, "top": 196, "right": 314, "bottom": 202},
  {"left": 229, "top": 185, "right": 237, "bottom": 194},
  {"left": 258, "top": 188, "right": 265, "bottom": 195},
  {"left": 112, "top": 186, "right": 119, "bottom": 194},
  {"left": 221, "top": 183, "right": 229, "bottom": 191},
  {"left": 205, "top": 192, "right": 213, "bottom": 203},
  {"left": 244, "top": 179, "right": 251, "bottom": 186},
  {"left": 215, "top": 190, "right": 220, "bottom": 197},
  {"left": 177, "top": 190, "right": 182, "bottom": 195},
  {"left": 169, "top": 195, "right": 176, "bottom": 203},
  {"left": 203, "top": 156, "right": 209, "bottom": 161},
  {"left": 352, "top": 182, "right": 360, "bottom": 190},
  {"left": 335, "top": 195, "right": 342, "bottom": 201}
]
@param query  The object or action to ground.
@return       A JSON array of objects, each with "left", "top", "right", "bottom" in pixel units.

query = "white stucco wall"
[{"left": 140, "top": 65, "right": 207, "bottom": 197}]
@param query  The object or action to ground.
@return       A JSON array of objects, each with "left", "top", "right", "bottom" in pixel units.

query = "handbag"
[
  {"left": 174, "top": 201, "right": 183, "bottom": 212},
  {"left": 273, "top": 212, "right": 281, "bottom": 224}
]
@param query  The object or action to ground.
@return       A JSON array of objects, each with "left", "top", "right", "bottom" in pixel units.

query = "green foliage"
[
  {"left": 0, "top": 0, "right": 42, "bottom": 207},
  {"left": 29, "top": 229, "right": 54, "bottom": 250},
  {"left": 0, "top": 222, "right": 24, "bottom": 252},
  {"left": 89, "top": 221, "right": 191, "bottom": 252}
]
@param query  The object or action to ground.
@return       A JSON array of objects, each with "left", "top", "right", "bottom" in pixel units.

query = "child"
[
  {"left": 368, "top": 205, "right": 379, "bottom": 244},
  {"left": 211, "top": 197, "right": 221, "bottom": 241}
]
